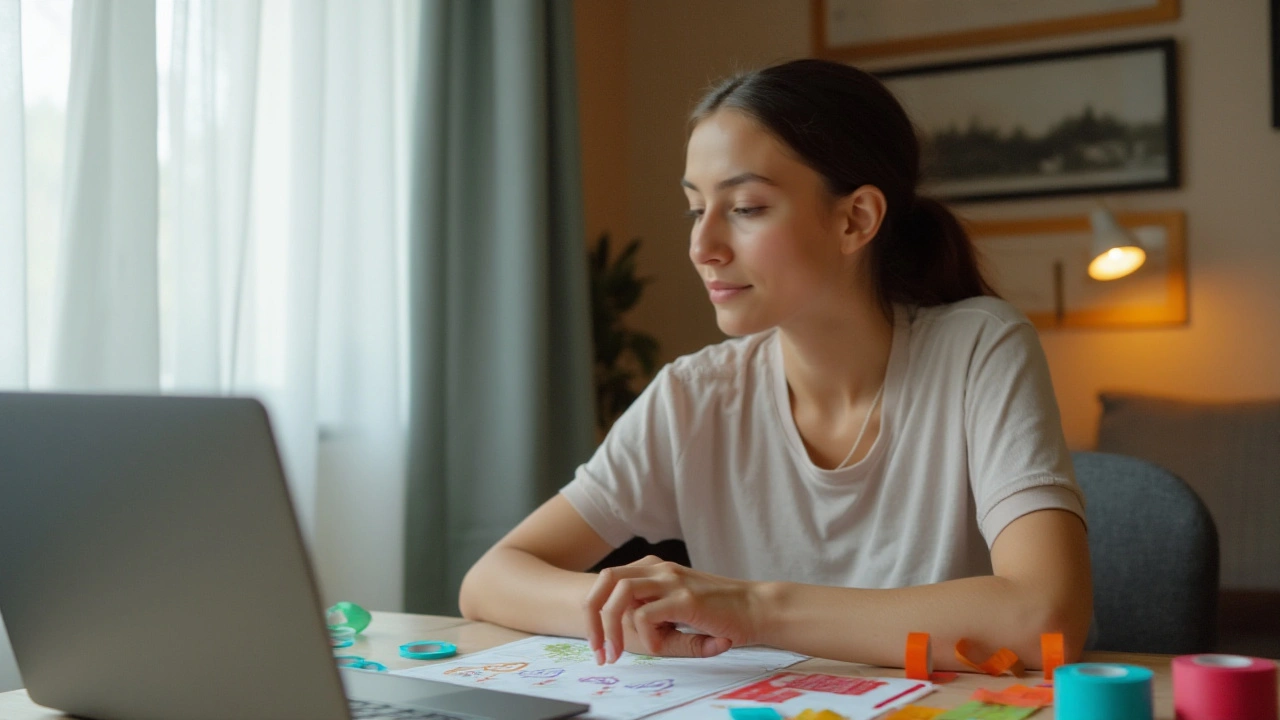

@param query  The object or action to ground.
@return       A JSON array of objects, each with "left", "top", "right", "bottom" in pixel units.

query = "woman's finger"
[
  {"left": 599, "top": 577, "right": 666, "bottom": 663},
  {"left": 581, "top": 567, "right": 620, "bottom": 663},
  {"left": 583, "top": 563, "right": 671, "bottom": 663}
]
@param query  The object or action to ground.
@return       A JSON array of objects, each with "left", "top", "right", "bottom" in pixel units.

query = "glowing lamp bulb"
[{"left": 1088, "top": 245, "right": 1146, "bottom": 281}]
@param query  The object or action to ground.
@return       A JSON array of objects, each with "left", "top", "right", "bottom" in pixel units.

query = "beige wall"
[
  {"left": 575, "top": 0, "right": 630, "bottom": 249},
  {"left": 576, "top": 0, "right": 1280, "bottom": 449}
]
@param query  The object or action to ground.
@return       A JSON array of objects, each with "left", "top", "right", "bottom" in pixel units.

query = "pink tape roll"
[{"left": 1172, "top": 654, "right": 1278, "bottom": 720}]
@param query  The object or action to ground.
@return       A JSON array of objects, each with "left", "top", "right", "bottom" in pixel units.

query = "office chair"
[
  {"left": 1073, "top": 450, "right": 1219, "bottom": 654},
  {"left": 589, "top": 537, "right": 690, "bottom": 574}
]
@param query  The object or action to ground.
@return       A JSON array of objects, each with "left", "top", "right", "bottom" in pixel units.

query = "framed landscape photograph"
[
  {"left": 813, "top": 0, "right": 1179, "bottom": 60},
  {"left": 1273, "top": 0, "right": 1279, "bottom": 128},
  {"left": 879, "top": 39, "right": 1180, "bottom": 203}
]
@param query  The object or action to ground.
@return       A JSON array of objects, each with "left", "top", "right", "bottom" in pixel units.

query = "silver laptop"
[{"left": 0, "top": 393, "right": 587, "bottom": 720}]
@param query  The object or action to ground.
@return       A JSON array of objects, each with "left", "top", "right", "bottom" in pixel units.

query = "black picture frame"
[
  {"left": 877, "top": 39, "right": 1180, "bottom": 203},
  {"left": 1272, "top": 0, "right": 1279, "bottom": 129}
]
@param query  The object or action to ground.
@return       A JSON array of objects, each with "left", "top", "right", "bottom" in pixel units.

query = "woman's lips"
[{"left": 706, "top": 281, "right": 750, "bottom": 304}]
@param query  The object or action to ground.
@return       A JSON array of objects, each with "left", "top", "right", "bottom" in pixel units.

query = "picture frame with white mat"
[{"left": 966, "top": 210, "right": 1187, "bottom": 330}]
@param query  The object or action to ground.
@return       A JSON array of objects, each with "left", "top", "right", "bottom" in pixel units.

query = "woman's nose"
[{"left": 689, "top": 213, "right": 731, "bottom": 266}]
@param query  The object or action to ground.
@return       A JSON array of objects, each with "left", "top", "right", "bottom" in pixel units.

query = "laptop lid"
[
  {"left": 0, "top": 393, "right": 586, "bottom": 720},
  {"left": 0, "top": 393, "right": 350, "bottom": 720}
]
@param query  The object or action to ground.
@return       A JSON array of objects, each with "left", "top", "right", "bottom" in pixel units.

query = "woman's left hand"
[{"left": 583, "top": 555, "right": 768, "bottom": 663}]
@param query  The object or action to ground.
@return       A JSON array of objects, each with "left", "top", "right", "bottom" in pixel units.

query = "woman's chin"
[{"left": 714, "top": 311, "right": 769, "bottom": 338}]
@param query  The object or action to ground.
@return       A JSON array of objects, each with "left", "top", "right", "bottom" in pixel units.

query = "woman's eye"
[
  {"left": 685, "top": 208, "right": 705, "bottom": 220},
  {"left": 733, "top": 206, "right": 765, "bottom": 217}
]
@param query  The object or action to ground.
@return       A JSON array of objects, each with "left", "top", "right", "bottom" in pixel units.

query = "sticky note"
[
  {"left": 728, "top": 708, "right": 785, "bottom": 720},
  {"left": 791, "top": 710, "right": 848, "bottom": 720},
  {"left": 970, "top": 684, "right": 1053, "bottom": 708},
  {"left": 936, "top": 701, "right": 1038, "bottom": 720},
  {"left": 882, "top": 706, "right": 947, "bottom": 720}
]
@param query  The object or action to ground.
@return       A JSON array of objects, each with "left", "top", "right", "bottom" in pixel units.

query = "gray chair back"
[{"left": 1073, "top": 451, "right": 1219, "bottom": 654}]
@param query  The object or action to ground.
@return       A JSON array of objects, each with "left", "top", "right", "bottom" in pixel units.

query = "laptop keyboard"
[{"left": 348, "top": 698, "right": 472, "bottom": 720}]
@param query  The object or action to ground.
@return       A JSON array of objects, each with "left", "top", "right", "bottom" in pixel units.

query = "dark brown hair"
[{"left": 691, "top": 59, "right": 996, "bottom": 313}]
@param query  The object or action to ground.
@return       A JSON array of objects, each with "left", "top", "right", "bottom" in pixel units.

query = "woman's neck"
[{"left": 778, "top": 301, "right": 894, "bottom": 417}]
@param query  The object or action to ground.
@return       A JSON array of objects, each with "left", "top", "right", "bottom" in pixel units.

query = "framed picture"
[
  {"left": 1273, "top": 0, "right": 1279, "bottom": 129},
  {"left": 879, "top": 39, "right": 1180, "bottom": 203},
  {"left": 967, "top": 210, "right": 1187, "bottom": 330},
  {"left": 813, "top": 0, "right": 1179, "bottom": 60}
]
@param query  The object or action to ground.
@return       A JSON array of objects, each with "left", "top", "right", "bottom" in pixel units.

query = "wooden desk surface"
[{"left": 0, "top": 612, "right": 1249, "bottom": 719}]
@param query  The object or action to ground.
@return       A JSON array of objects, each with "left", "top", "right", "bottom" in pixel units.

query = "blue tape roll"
[
  {"left": 334, "top": 655, "right": 366, "bottom": 668},
  {"left": 355, "top": 660, "right": 388, "bottom": 673},
  {"left": 400, "top": 640, "right": 458, "bottom": 660},
  {"left": 1056, "top": 663, "right": 1154, "bottom": 720}
]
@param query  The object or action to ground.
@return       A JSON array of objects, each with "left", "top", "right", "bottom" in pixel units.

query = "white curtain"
[
  {"left": 53, "top": 0, "right": 160, "bottom": 391},
  {"left": 2, "top": 0, "right": 417, "bottom": 616},
  {"left": 1, "top": 0, "right": 26, "bottom": 694},
  {"left": 0, "top": 0, "right": 24, "bottom": 391}
]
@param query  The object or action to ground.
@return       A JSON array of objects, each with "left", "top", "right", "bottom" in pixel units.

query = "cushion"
[{"left": 1096, "top": 392, "right": 1280, "bottom": 590}]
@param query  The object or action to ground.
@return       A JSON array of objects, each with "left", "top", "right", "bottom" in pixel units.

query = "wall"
[
  {"left": 577, "top": 0, "right": 1280, "bottom": 449},
  {"left": 575, "top": 0, "right": 631, "bottom": 248}
]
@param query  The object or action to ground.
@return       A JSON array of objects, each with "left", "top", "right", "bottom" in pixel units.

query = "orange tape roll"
[
  {"left": 1042, "top": 632, "right": 1066, "bottom": 681},
  {"left": 905, "top": 632, "right": 932, "bottom": 681},
  {"left": 955, "top": 638, "right": 1025, "bottom": 677}
]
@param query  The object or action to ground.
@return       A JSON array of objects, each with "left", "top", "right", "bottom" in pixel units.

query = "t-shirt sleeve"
[
  {"left": 965, "top": 320, "right": 1086, "bottom": 547},
  {"left": 560, "top": 366, "right": 684, "bottom": 548}
]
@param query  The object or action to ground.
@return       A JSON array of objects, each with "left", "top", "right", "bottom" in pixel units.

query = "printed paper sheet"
[
  {"left": 654, "top": 671, "right": 936, "bottom": 720},
  {"left": 392, "top": 635, "right": 807, "bottom": 720}
]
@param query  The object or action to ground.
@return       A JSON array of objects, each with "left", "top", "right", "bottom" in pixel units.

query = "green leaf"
[
  {"left": 586, "top": 232, "right": 661, "bottom": 432},
  {"left": 627, "top": 333, "right": 660, "bottom": 376}
]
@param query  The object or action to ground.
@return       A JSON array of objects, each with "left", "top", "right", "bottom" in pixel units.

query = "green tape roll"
[{"left": 326, "top": 601, "right": 372, "bottom": 635}]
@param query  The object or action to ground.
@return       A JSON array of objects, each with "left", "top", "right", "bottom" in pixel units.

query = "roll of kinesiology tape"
[
  {"left": 327, "top": 601, "right": 372, "bottom": 634},
  {"left": 904, "top": 633, "right": 932, "bottom": 681},
  {"left": 1040, "top": 632, "right": 1065, "bottom": 681},
  {"left": 1172, "top": 654, "right": 1278, "bottom": 720},
  {"left": 1055, "top": 663, "right": 1153, "bottom": 720}
]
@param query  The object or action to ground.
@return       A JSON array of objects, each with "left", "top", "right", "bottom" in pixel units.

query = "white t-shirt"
[{"left": 562, "top": 297, "right": 1085, "bottom": 589}]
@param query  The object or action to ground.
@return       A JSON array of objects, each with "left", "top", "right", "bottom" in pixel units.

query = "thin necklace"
[{"left": 834, "top": 383, "right": 884, "bottom": 470}]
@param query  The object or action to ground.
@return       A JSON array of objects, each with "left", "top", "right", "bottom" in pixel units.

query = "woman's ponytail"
[{"left": 873, "top": 196, "right": 997, "bottom": 313}]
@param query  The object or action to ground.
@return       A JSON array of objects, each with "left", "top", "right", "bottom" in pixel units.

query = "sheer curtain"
[
  {"left": 1, "top": 0, "right": 24, "bottom": 391},
  {"left": 2, "top": 0, "right": 418, "bottom": 615},
  {"left": 1, "top": 0, "right": 25, "bottom": 694}
]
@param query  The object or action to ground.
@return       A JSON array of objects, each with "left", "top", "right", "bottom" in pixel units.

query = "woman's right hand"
[{"left": 582, "top": 554, "right": 765, "bottom": 664}]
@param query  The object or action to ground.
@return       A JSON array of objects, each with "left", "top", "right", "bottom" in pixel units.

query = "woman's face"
[{"left": 683, "top": 109, "right": 856, "bottom": 337}]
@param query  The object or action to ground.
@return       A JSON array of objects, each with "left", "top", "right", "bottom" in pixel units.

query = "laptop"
[{"left": 0, "top": 392, "right": 588, "bottom": 720}]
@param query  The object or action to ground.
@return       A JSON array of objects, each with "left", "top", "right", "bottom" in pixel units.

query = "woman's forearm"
[
  {"left": 756, "top": 574, "right": 1088, "bottom": 670},
  {"left": 458, "top": 546, "right": 597, "bottom": 638}
]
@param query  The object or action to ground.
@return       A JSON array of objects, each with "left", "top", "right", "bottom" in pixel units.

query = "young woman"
[{"left": 459, "top": 59, "right": 1093, "bottom": 671}]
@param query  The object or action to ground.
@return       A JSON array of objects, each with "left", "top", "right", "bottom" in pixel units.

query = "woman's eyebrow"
[{"left": 680, "top": 172, "right": 777, "bottom": 192}]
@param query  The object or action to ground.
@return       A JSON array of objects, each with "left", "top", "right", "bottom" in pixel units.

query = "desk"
[{"left": 0, "top": 612, "right": 1260, "bottom": 719}]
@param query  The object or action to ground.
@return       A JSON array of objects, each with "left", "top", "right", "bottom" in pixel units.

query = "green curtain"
[{"left": 403, "top": 0, "right": 595, "bottom": 615}]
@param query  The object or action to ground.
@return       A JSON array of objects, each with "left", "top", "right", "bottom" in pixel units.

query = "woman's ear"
[{"left": 838, "top": 185, "right": 887, "bottom": 256}]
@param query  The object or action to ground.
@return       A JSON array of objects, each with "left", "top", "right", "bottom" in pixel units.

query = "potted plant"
[{"left": 589, "top": 232, "right": 660, "bottom": 436}]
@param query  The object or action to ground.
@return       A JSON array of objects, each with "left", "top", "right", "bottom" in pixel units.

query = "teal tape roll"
[
  {"left": 355, "top": 660, "right": 388, "bottom": 673},
  {"left": 1056, "top": 663, "right": 1154, "bottom": 720},
  {"left": 329, "top": 625, "right": 356, "bottom": 649},
  {"left": 334, "top": 655, "right": 366, "bottom": 668},
  {"left": 400, "top": 641, "right": 458, "bottom": 660}
]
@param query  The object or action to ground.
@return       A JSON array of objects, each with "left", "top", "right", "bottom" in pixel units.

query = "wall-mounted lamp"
[{"left": 1088, "top": 207, "right": 1146, "bottom": 281}]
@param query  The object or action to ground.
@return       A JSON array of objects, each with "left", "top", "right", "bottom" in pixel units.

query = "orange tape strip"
[
  {"left": 1041, "top": 632, "right": 1065, "bottom": 681},
  {"left": 954, "top": 638, "right": 1025, "bottom": 677},
  {"left": 905, "top": 632, "right": 932, "bottom": 681}
]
